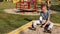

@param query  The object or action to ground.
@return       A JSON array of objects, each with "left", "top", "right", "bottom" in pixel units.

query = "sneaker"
[
  {"left": 31, "top": 28, "right": 36, "bottom": 31},
  {"left": 28, "top": 27, "right": 36, "bottom": 31},
  {"left": 43, "top": 30, "right": 47, "bottom": 32},
  {"left": 43, "top": 30, "right": 52, "bottom": 33},
  {"left": 47, "top": 30, "right": 52, "bottom": 33}
]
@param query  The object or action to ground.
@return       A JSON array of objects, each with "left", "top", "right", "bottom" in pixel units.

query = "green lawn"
[
  {"left": 51, "top": 5, "right": 60, "bottom": 12},
  {"left": 0, "top": 2, "right": 16, "bottom": 10},
  {"left": 0, "top": 10, "right": 39, "bottom": 34},
  {"left": 51, "top": 13, "right": 60, "bottom": 23}
]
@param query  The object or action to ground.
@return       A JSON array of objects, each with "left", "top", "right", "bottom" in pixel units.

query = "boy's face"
[{"left": 41, "top": 6, "right": 47, "bottom": 12}]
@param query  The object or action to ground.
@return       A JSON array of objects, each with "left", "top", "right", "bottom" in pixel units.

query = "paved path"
[
  {"left": 4, "top": 9, "right": 59, "bottom": 15},
  {"left": 20, "top": 26, "right": 60, "bottom": 34}
]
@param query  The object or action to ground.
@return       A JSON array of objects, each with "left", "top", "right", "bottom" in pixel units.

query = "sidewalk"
[{"left": 4, "top": 9, "right": 59, "bottom": 15}]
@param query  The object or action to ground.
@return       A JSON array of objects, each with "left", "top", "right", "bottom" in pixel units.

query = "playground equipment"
[{"left": 16, "top": 0, "right": 41, "bottom": 12}]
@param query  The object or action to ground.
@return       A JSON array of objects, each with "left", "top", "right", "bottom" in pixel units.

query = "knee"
[
  {"left": 48, "top": 22, "right": 54, "bottom": 29},
  {"left": 32, "top": 21, "right": 37, "bottom": 26},
  {"left": 51, "top": 23, "right": 54, "bottom": 26},
  {"left": 49, "top": 22, "right": 54, "bottom": 27}
]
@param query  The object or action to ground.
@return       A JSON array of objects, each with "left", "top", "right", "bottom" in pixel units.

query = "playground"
[{"left": 0, "top": 0, "right": 60, "bottom": 34}]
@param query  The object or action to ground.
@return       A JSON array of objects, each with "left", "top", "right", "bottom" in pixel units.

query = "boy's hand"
[
  {"left": 42, "top": 25, "right": 45, "bottom": 28},
  {"left": 41, "top": 24, "right": 45, "bottom": 28}
]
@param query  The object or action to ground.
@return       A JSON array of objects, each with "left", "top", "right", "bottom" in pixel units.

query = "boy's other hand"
[
  {"left": 42, "top": 25, "right": 45, "bottom": 28},
  {"left": 41, "top": 25, "right": 45, "bottom": 28}
]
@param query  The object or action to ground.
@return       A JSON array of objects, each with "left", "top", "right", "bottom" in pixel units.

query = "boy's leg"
[
  {"left": 48, "top": 22, "right": 54, "bottom": 30},
  {"left": 31, "top": 20, "right": 40, "bottom": 30},
  {"left": 44, "top": 22, "right": 54, "bottom": 33},
  {"left": 44, "top": 24, "right": 49, "bottom": 32}
]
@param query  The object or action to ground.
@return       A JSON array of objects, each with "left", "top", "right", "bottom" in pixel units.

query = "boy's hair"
[{"left": 41, "top": 4, "right": 47, "bottom": 9}]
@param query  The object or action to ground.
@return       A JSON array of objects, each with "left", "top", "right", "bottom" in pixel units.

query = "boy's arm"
[
  {"left": 39, "top": 12, "right": 43, "bottom": 22},
  {"left": 42, "top": 12, "right": 50, "bottom": 28},
  {"left": 42, "top": 18, "right": 50, "bottom": 28}
]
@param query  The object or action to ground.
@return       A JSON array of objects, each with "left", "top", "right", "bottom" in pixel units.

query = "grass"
[
  {"left": 51, "top": 13, "right": 60, "bottom": 23},
  {"left": 0, "top": 2, "right": 16, "bottom": 10},
  {"left": 51, "top": 5, "right": 60, "bottom": 12},
  {"left": 0, "top": 10, "right": 39, "bottom": 34}
]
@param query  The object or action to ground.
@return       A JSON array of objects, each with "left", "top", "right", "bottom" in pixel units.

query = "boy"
[{"left": 31, "top": 4, "right": 54, "bottom": 33}]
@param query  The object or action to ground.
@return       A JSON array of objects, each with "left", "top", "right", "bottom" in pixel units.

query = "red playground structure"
[{"left": 16, "top": 0, "right": 37, "bottom": 12}]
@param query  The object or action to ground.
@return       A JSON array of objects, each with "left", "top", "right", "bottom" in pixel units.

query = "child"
[{"left": 31, "top": 4, "right": 54, "bottom": 33}]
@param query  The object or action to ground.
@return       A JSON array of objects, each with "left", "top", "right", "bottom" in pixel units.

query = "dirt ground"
[{"left": 20, "top": 26, "right": 60, "bottom": 34}]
